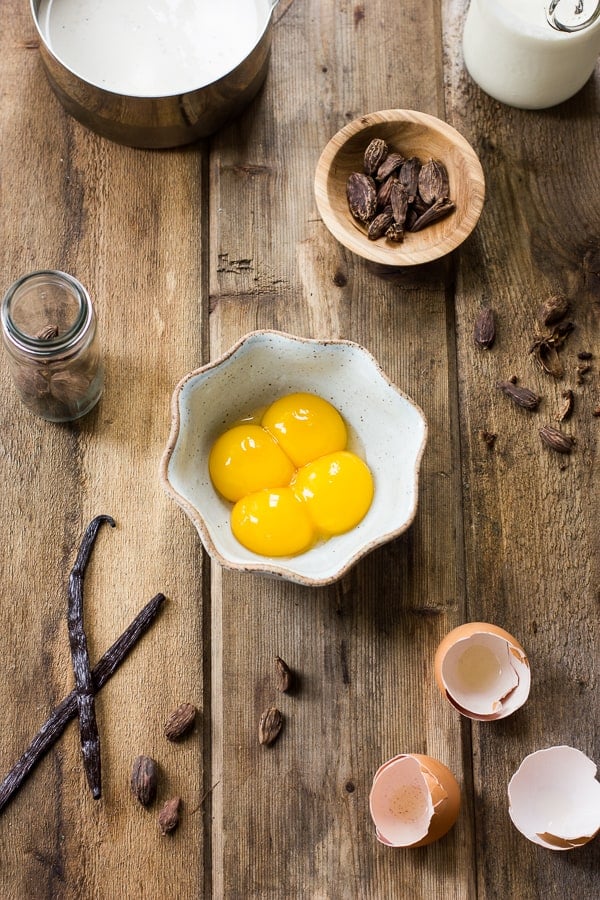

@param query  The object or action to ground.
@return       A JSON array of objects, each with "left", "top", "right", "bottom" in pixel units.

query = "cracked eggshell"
[
  {"left": 369, "top": 753, "right": 460, "bottom": 848},
  {"left": 508, "top": 746, "right": 600, "bottom": 850},
  {"left": 434, "top": 622, "right": 530, "bottom": 721}
]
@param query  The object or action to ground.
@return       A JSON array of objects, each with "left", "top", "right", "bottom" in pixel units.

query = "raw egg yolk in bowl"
[
  {"left": 208, "top": 393, "right": 374, "bottom": 557},
  {"left": 208, "top": 423, "right": 295, "bottom": 502}
]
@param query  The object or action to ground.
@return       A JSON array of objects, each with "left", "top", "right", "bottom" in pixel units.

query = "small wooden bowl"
[{"left": 314, "top": 109, "right": 485, "bottom": 266}]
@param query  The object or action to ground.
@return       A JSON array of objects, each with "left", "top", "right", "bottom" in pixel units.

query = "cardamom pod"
[
  {"left": 496, "top": 381, "right": 540, "bottom": 410},
  {"left": 398, "top": 156, "right": 422, "bottom": 203},
  {"left": 363, "top": 138, "right": 388, "bottom": 176},
  {"left": 259, "top": 707, "right": 283, "bottom": 746},
  {"left": 417, "top": 158, "right": 449, "bottom": 205},
  {"left": 538, "top": 295, "right": 570, "bottom": 327},
  {"left": 164, "top": 702, "right": 197, "bottom": 741},
  {"left": 410, "top": 197, "right": 455, "bottom": 232},
  {"left": 385, "top": 222, "right": 405, "bottom": 243},
  {"left": 474, "top": 308, "right": 496, "bottom": 349},
  {"left": 36, "top": 324, "right": 59, "bottom": 341},
  {"left": 346, "top": 172, "right": 377, "bottom": 223},
  {"left": 158, "top": 797, "right": 181, "bottom": 835},
  {"left": 376, "top": 175, "right": 398, "bottom": 210},
  {"left": 529, "top": 338, "right": 563, "bottom": 378},
  {"left": 275, "top": 656, "right": 293, "bottom": 693},
  {"left": 389, "top": 181, "right": 409, "bottom": 226},
  {"left": 539, "top": 424, "right": 575, "bottom": 454},
  {"left": 131, "top": 755, "right": 158, "bottom": 807},
  {"left": 376, "top": 152, "right": 405, "bottom": 182},
  {"left": 367, "top": 209, "right": 394, "bottom": 240},
  {"left": 556, "top": 389, "right": 574, "bottom": 422}
]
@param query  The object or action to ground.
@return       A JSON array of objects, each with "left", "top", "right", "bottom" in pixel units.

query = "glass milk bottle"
[
  {"left": 463, "top": 0, "right": 600, "bottom": 109},
  {"left": 1, "top": 270, "right": 104, "bottom": 422}
]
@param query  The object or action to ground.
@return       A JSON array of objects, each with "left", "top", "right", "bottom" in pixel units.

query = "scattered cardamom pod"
[
  {"left": 164, "top": 702, "right": 197, "bottom": 741},
  {"left": 417, "top": 158, "right": 450, "bottom": 205},
  {"left": 131, "top": 755, "right": 158, "bottom": 807},
  {"left": 538, "top": 295, "right": 570, "bottom": 327},
  {"left": 539, "top": 424, "right": 575, "bottom": 454},
  {"left": 363, "top": 138, "right": 388, "bottom": 176},
  {"left": 592, "top": 406, "right": 600, "bottom": 417},
  {"left": 550, "top": 320, "right": 575, "bottom": 347},
  {"left": 474, "top": 308, "right": 496, "bottom": 349},
  {"left": 496, "top": 381, "right": 541, "bottom": 410},
  {"left": 158, "top": 797, "right": 181, "bottom": 835},
  {"left": 275, "top": 656, "right": 293, "bottom": 693},
  {"left": 529, "top": 338, "right": 563, "bottom": 378},
  {"left": 258, "top": 707, "right": 283, "bottom": 746},
  {"left": 556, "top": 389, "right": 574, "bottom": 422},
  {"left": 346, "top": 172, "right": 377, "bottom": 223}
]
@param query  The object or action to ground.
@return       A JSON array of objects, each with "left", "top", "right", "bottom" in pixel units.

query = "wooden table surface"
[{"left": 0, "top": 1, "right": 598, "bottom": 898}]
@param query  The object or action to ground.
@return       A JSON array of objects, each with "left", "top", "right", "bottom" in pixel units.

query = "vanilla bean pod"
[
  {"left": 0, "top": 592, "right": 166, "bottom": 815},
  {"left": 68, "top": 515, "right": 115, "bottom": 799}
]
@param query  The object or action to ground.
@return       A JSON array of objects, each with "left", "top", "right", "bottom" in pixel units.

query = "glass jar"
[
  {"left": 463, "top": 0, "right": 600, "bottom": 109},
  {"left": 1, "top": 270, "right": 104, "bottom": 422}
]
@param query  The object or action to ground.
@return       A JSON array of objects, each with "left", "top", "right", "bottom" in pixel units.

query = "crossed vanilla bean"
[
  {"left": 0, "top": 592, "right": 166, "bottom": 815},
  {"left": 68, "top": 515, "right": 115, "bottom": 799}
]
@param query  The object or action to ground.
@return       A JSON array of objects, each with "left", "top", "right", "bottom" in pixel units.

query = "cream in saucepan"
[{"left": 37, "top": 0, "right": 272, "bottom": 97}]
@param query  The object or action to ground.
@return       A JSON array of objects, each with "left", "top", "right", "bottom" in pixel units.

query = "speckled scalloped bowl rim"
[{"left": 159, "top": 330, "right": 428, "bottom": 586}]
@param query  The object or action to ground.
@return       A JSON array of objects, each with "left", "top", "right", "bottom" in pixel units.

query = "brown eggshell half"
[
  {"left": 434, "top": 622, "right": 530, "bottom": 721},
  {"left": 369, "top": 753, "right": 461, "bottom": 848}
]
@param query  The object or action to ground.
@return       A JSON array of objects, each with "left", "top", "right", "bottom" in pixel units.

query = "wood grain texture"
[
  {"left": 0, "top": 4, "right": 205, "bottom": 899},
  {"left": 209, "top": 1, "right": 472, "bottom": 897},
  {"left": 0, "top": 0, "right": 597, "bottom": 897},
  {"left": 444, "top": 1, "right": 600, "bottom": 898}
]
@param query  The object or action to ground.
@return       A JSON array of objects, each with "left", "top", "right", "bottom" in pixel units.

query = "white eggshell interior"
[
  {"left": 508, "top": 746, "right": 600, "bottom": 849},
  {"left": 164, "top": 331, "right": 427, "bottom": 585},
  {"left": 369, "top": 755, "right": 434, "bottom": 846},
  {"left": 440, "top": 631, "right": 530, "bottom": 718}
]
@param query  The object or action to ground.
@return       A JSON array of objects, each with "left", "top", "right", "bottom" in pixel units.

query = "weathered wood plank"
[
  {"left": 0, "top": 4, "right": 206, "bottom": 898},
  {"left": 208, "top": 1, "right": 474, "bottom": 897},
  {"left": 444, "top": 2, "right": 600, "bottom": 898}
]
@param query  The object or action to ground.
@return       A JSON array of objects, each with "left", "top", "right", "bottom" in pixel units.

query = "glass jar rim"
[{"left": 1, "top": 269, "right": 94, "bottom": 357}]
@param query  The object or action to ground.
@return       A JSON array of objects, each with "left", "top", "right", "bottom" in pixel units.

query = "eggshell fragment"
[
  {"left": 508, "top": 746, "right": 600, "bottom": 850},
  {"left": 434, "top": 622, "right": 530, "bottom": 721},
  {"left": 369, "top": 753, "right": 460, "bottom": 848}
]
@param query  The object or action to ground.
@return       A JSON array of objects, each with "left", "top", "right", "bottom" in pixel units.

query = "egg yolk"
[
  {"left": 208, "top": 424, "right": 296, "bottom": 502},
  {"left": 231, "top": 488, "right": 316, "bottom": 557},
  {"left": 292, "top": 450, "right": 374, "bottom": 535},
  {"left": 261, "top": 392, "right": 347, "bottom": 467}
]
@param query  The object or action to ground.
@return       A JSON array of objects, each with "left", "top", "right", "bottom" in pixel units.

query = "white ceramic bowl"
[{"left": 160, "top": 331, "right": 427, "bottom": 586}]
